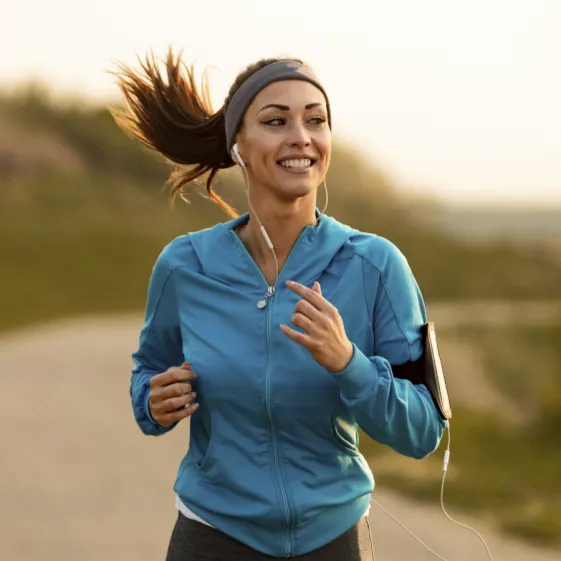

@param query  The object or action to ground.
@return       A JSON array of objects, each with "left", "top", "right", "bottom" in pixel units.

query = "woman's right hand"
[{"left": 148, "top": 362, "right": 199, "bottom": 427}]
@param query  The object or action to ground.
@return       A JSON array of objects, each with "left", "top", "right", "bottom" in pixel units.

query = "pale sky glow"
[{"left": 2, "top": 0, "right": 560, "bottom": 206}]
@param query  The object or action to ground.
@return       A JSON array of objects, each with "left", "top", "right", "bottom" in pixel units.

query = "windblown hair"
[{"left": 110, "top": 48, "right": 302, "bottom": 217}]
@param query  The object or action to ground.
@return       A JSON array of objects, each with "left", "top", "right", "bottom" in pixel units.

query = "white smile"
[{"left": 278, "top": 158, "right": 314, "bottom": 169}]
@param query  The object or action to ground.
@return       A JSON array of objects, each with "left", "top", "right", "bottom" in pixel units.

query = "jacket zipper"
[
  {"left": 232, "top": 228, "right": 310, "bottom": 558},
  {"left": 265, "top": 294, "right": 292, "bottom": 557}
]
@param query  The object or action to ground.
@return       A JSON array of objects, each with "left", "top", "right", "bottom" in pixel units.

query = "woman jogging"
[{"left": 113, "top": 50, "right": 445, "bottom": 560}]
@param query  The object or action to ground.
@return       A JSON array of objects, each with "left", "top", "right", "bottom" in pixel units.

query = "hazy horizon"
[{"left": 2, "top": 0, "right": 560, "bottom": 207}]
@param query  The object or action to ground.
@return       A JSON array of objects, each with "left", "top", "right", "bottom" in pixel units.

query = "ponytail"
[
  {"left": 110, "top": 48, "right": 237, "bottom": 217},
  {"left": 110, "top": 49, "right": 304, "bottom": 218}
]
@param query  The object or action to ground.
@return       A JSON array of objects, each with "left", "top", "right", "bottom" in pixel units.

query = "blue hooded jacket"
[{"left": 131, "top": 213, "right": 445, "bottom": 558}]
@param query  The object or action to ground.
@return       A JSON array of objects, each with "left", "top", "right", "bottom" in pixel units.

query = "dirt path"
[{"left": 1, "top": 314, "right": 558, "bottom": 561}]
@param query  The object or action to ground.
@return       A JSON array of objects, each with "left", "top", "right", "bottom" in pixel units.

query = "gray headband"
[{"left": 224, "top": 60, "right": 331, "bottom": 154}]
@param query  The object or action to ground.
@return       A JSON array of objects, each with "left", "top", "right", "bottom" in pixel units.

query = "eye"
[
  {"left": 262, "top": 117, "right": 286, "bottom": 126},
  {"left": 309, "top": 116, "right": 327, "bottom": 126}
]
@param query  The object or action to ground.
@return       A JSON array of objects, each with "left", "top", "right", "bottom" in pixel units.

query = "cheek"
[
  {"left": 318, "top": 148, "right": 331, "bottom": 171},
  {"left": 317, "top": 133, "right": 331, "bottom": 163},
  {"left": 246, "top": 141, "right": 279, "bottom": 170}
]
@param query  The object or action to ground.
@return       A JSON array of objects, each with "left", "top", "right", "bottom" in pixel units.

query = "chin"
[
  {"left": 277, "top": 181, "right": 317, "bottom": 201},
  {"left": 278, "top": 172, "right": 322, "bottom": 194}
]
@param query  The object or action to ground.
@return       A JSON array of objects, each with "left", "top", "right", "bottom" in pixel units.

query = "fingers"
[
  {"left": 152, "top": 383, "right": 196, "bottom": 405},
  {"left": 280, "top": 323, "right": 315, "bottom": 348},
  {"left": 290, "top": 312, "right": 314, "bottom": 333},
  {"left": 312, "top": 281, "right": 322, "bottom": 295},
  {"left": 157, "top": 402, "right": 200, "bottom": 427},
  {"left": 148, "top": 363, "right": 199, "bottom": 426},
  {"left": 286, "top": 280, "right": 331, "bottom": 312},
  {"left": 290, "top": 283, "right": 332, "bottom": 331},
  {"left": 151, "top": 389, "right": 198, "bottom": 418},
  {"left": 150, "top": 363, "right": 196, "bottom": 389},
  {"left": 152, "top": 381, "right": 193, "bottom": 401},
  {"left": 294, "top": 298, "right": 324, "bottom": 323}
]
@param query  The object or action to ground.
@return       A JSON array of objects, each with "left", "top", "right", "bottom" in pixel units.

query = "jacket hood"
[{"left": 188, "top": 212, "right": 358, "bottom": 290}]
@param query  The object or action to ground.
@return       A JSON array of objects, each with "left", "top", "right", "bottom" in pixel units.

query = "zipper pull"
[{"left": 257, "top": 286, "right": 275, "bottom": 309}]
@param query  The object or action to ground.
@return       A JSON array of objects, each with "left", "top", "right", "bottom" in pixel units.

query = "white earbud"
[{"left": 232, "top": 143, "right": 245, "bottom": 168}]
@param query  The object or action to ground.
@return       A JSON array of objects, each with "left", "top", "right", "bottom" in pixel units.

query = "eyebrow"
[{"left": 257, "top": 102, "right": 325, "bottom": 114}]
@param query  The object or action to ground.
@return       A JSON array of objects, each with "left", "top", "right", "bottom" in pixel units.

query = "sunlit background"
[
  {"left": 1, "top": 1, "right": 560, "bottom": 560},
  {"left": 3, "top": 0, "right": 561, "bottom": 205}
]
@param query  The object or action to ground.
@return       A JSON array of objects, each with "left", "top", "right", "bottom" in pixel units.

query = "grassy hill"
[{"left": 2, "top": 85, "right": 561, "bottom": 335}]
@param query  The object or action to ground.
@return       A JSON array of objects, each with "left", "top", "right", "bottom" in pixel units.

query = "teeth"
[{"left": 280, "top": 159, "right": 312, "bottom": 168}]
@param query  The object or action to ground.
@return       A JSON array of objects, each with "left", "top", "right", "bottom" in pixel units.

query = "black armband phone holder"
[{"left": 391, "top": 322, "right": 452, "bottom": 420}]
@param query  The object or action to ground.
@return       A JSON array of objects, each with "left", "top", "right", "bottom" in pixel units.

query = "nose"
[{"left": 287, "top": 122, "right": 311, "bottom": 148}]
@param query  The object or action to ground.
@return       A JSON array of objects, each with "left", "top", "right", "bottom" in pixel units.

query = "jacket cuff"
[
  {"left": 133, "top": 379, "right": 166, "bottom": 435},
  {"left": 329, "top": 343, "right": 382, "bottom": 398}
]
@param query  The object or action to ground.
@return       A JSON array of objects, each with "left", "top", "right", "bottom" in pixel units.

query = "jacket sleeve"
[
  {"left": 330, "top": 240, "right": 446, "bottom": 459},
  {"left": 130, "top": 245, "right": 185, "bottom": 436}
]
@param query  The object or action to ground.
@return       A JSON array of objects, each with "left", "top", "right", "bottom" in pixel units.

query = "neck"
[{"left": 238, "top": 198, "right": 317, "bottom": 283}]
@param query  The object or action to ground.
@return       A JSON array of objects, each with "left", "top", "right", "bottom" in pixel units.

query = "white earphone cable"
[
  {"left": 370, "top": 498, "right": 450, "bottom": 561},
  {"left": 371, "top": 422, "right": 494, "bottom": 561},
  {"left": 321, "top": 178, "right": 329, "bottom": 214},
  {"left": 234, "top": 144, "right": 329, "bottom": 286},
  {"left": 439, "top": 423, "right": 495, "bottom": 561},
  {"left": 236, "top": 152, "right": 280, "bottom": 283}
]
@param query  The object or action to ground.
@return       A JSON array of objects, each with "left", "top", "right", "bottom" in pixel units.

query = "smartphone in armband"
[
  {"left": 421, "top": 322, "right": 452, "bottom": 420},
  {"left": 391, "top": 322, "right": 452, "bottom": 420}
]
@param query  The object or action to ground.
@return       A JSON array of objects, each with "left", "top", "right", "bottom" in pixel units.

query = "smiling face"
[{"left": 234, "top": 79, "right": 331, "bottom": 205}]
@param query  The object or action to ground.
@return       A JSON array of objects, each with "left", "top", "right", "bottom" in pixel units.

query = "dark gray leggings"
[{"left": 165, "top": 512, "right": 375, "bottom": 560}]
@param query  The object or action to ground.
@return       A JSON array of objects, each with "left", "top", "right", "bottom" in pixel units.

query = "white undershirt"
[
  {"left": 175, "top": 494, "right": 371, "bottom": 528},
  {"left": 175, "top": 495, "right": 215, "bottom": 527}
]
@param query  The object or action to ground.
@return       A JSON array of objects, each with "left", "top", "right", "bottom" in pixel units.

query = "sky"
[{"left": 1, "top": 0, "right": 560, "bottom": 207}]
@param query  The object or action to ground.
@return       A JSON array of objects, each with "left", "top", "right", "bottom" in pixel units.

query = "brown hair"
[{"left": 109, "top": 48, "right": 302, "bottom": 218}]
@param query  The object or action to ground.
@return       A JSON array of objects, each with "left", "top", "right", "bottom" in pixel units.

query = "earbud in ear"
[{"left": 232, "top": 143, "right": 245, "bottom": 168}]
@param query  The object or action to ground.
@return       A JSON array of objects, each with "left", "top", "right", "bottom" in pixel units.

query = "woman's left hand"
[{"left": 280, "top": 280, "right": 354, "bottom": 373}]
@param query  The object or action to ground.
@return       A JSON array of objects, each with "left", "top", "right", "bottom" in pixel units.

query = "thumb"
[
  {"left": 312, "top": 281, "right": 322, "bottom": 295},
  {"left": 180, "top": 362, "right": 191, "bottom": 370}
]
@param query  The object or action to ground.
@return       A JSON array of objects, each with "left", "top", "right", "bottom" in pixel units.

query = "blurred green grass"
[
  {"left": 0, "top": 173, "right": 220, "bottom": 333},
  {"left": 2, "top": 86, "right": 561, "bottom": 321},
  {"left": 2, "top": 170, "right": 561, "bottom": 336}
]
